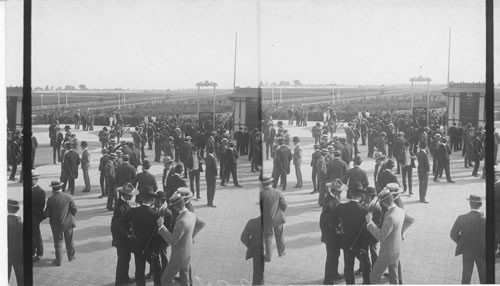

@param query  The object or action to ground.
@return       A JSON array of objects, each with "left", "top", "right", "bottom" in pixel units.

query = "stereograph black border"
[{"left": 18, "top": 0, "right": 495, "bottom": 284}]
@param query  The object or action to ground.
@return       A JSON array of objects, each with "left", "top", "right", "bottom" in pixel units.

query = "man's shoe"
[
  {"left": 33, "top": 256, "right": 41, "bottom": 262},
  {"left": 409, "top": 192, "right": 413, "bottom": 196},
  {"left": 448, "top": 180, "right": 455, "bottom": 183},
  {"left": 210, "top": 205, "right": 217, "bottom": 208},
  {"left": 51, "top": 260, "right": 61, "bottom": 267},
  {"left": 355, "top": 268, "right": 362, "bottom": 275},
  {"left": 235, "top": 185, "right": 243, "bottom": 187},
  {"left": 420, "top": 200, "right": 429, "bottom": 203},
  {"left": 310, "top": 190, "right": 318, "bottom": 194},
  {"left": 68, "top": 256, "right": 76, "bottom": 262},
  {"left": 145, "top": 272, "right": 153, "bottom": 280},
  {"left": 98, "top": 195, "right": 104, "bottom": 198},
  {"left": 221, "top": 183, "right": 226, "bottom": 186},
  {"left": 82, "top": 189, "right": 90, "bottom": 192},
  {"left": 383, "top": 273, "right": 389, "bottom": 277},
  {"left": 433, "top": 179, "right": 439, "bottom": 182}
]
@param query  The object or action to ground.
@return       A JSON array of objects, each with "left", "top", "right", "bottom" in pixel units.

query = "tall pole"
[
  {"left": 271, "top": 87, "right": 274, "bottom": 104},
  {"left": 233, "top": 32, "right": 238, "bottom": 90},
  {"left": 426, "top": 80, "right": 430, "bottom": 126},
  {"left": 410, "top": 80, "right": 414, "bottom": 116},
  {"left": 212, "top": 86, "right": 216, "bottom": 130},
  {"left": 447, "top": 27, "right": 451, "bottom": 86},
  {"left": 65, "top": 93, "right": 68, "bottom": 106},
  {"left": 118, "top": 93, "right": 121, "bottom": 109},
  {"left": 332, "top": 87, "right": 335, "bottom": 106},
  {"left": 41, "top": 94, "right": 43, "bottom": 108},
  {"left": 197, "top": 85, "right": 200, "bottom": 118},
  {"left": 279, "top": 87, "right": 282, "bottom": 104},
  {"left": 58, "top": 92, "right": 60, "bottom": 106}
]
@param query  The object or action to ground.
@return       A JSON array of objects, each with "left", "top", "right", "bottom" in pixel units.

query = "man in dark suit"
[
  {"left": 264, "top": 121, "right": 277, "bottom": 160},
  {"left": 205, "top": 148, "right": 218, "bottom": 207},
  {"left": 98, "top": 149, "right": 109, "bottom": 198},
  {"left": 111, "top": 184, "right": 138, "bottom": 285},
  {"left": 44, "top": 181, "right": 77, "bottom": 266},
  {"left": 310, "top": 144, "right": 321, "bottom": 194},
  {"left": 81, "top": 141, "right": 91, "bottom": 192},
  {"left": 261, "top": 176, "right": 287, "bottom": 261},
  {"left": 165, "top": 163, "right": 188, "bottom": 199},
  {"left": 8, "top": 199, "right": 23, "bottom": 285},
  {"left": 450, "top": 195, "right": 485, "bottom": 284},
  {"left": 32, "top": 170, "right": 46, "bottom": 262},
  {"left": 342, "top": 156, "right": 369, "bottom": 199},
  {"left": 416, "top": 145, "right": 430, "bottom": 203},
  {"left": 471, "top": 131, "right": 483, "bottom": 177},
  {"left": 61, "top": 142, "right": 80, "bottom": 195},
  {"left": 186, "top": 146, "right": 204, "bottom": 199},
  {"left": 222, "top": 142, "right": 242, "bottom": 187},
  {"left": 126, "top": 187, "right": 161, "bottom": 286},
  {"left": 272, "top": 138, "right": 292, "bottom": 191},
  {"left": 162, "top": 156, "right": 174, "bottom": 193},
  {"left": 320, "top": 182, "right": 344, "bottom": 283},
  {"left": 400, "top": 141, "right": 416, "bottom": 195},
  {"left": 336, "top": 182, "right": 371, "bottom": 284},
  {"left": 180, "top": 137, "right": 193, "bottom": 178},
  {"left": 241, "top": 215, "right": 264, "bottom": 285},
  {"left": 376, "top": 159, "right": 399, "bottom": 191},
  {"left": 326, "top": 150, "right": 348, "bottom": 187},
  {"left": 133, "top": 160, "right": 157, "bottom": 193},
  {"left": 433, "top": 137, "right": 455, "bottom": 183},
  {"left": 115, "top": 154, "right": 136, "bottom": 191},
  {"left": 52, "top": 126, "right": 64, "bottom": 164}
]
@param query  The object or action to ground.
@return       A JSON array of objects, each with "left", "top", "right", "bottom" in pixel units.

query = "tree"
[
  {"left": 78, "top": 84, "right": 87, "bottom": 90},
  {"left": 279, "top": 81, "right": 290, "bottom": 86},
  {"left": 44, "top": 85, "right": 49, "bottom": 91},
  {"left": 56, "top": 86, "right": 62, "bottom": 91},
  {"left": 293, "top": 80, "right": 302, "bottom": 86}
]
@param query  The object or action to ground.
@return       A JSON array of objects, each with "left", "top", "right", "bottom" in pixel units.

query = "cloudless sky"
[{"left": 4, "top": 0, "right": 500, "bottom": 89}]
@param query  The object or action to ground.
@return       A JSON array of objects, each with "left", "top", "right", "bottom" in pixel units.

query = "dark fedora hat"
[
  {"left": 139, "top": 186, "right": 157, "bottom": 198},
  {"left": 349, "top": 182, "right": 365, "bottom": 196},
  {"left": 261, "top": 176, "right": 273, "bottom": 185},
  {"left": 142, "top": 160, "right": 151, "bottom": 169},
  {"left": 353, "top": 156, "right": 363, "bottom": 165}
]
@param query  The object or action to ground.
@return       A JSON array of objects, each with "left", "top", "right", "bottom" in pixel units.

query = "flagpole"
[
  {"left": 233, "top": 32, "right": 238, "bottom": 90},
  {"left": 447, "top": 28, "right": 451, "bottom": 86}
]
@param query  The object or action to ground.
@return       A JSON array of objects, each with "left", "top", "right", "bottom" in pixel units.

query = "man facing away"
[
  {"left": 450, "top": 194, "right": 485, "bottom": 284},
  {"left": 44, "top": 180, "right": 77, "bottom": 266},
  {"left": 261, "top": 176, "right": 287, "bottom": 261}
]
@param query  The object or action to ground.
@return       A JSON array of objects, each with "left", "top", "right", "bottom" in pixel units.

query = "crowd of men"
[
  {"left": 26, "top": 111, "right": 263, "bottom": 286},
  {"left": 255, "top": 107, "right": 486, "bottom": 284}
]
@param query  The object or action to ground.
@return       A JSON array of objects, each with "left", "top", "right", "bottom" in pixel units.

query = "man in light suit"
[
  {"left": 292, "top": 136, "right": 303, "bottom": 188},
  {"left": 261, "top": 176, "right": 287, "bottom": 261},
  {"left": 157, "top": 193, "right": 206, "bottom": 286},
  {"left": 366, "top": 188, "right": 408, "bottom": 284},
  {"left": 44, "top": 181, "right": 77, "bottom": 266},
  {"left": 450, "top": 195, "right": 485, "bottom": 284}
]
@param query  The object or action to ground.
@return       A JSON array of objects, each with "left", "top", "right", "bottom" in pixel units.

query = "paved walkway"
[
  {"left": 23, "top": 126, "right": 260, "bottom": 286},
  {"left": 8, "top": 123, "right": 486, "bottom": 285},
  {"left": 262, "top": 122, "right": 484, "bottom": 284}
]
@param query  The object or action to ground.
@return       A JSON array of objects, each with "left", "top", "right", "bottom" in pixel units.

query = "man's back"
[
  {"left": 261, "top": 187, "right": 287, "bottom": 234},
  {"left": 337, "top": 201, "right": 368, "bottom": 249},
  {"left": 450, "top": 211, "right": 485, "bottom": 259},
  {"left": 127, "top": 205, "right": 160, "bottom": 253},
  {"left": 45, "top": 192, "right": 77, "bottom": 232},
  {"left": 327, "top": 158, "right": 348, "bottom": 182},
  {"left": 115, "top": 163, "right": 136, "bottom": 187}
]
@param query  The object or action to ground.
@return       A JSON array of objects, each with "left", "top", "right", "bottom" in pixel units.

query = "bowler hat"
[
  {"left": 385, "top": 159, "right": 395, "bottom": 169},
  {"left": 353, "top": 156, "right": 363, "bottom": 165},
  {"left": 349, "top": 182, "right": 365, "bottom": 196},
  {"left": 366, "top": 186, "right": 377, "bottom": 197},
  {"left": 81, "top": 141, "right": 88, "bottom": 147},
  {"left": 142, "top": 160, "right": 151, "bottom": 169},
  {"left": 139, "top": 186, "right": 157, "bottom": 198}
]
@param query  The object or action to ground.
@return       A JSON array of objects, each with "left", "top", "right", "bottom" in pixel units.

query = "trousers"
[
  {"left": 461, "top": 255, "right": 485, "bottom": 284},
  {"left": 32, "top": 222, "right": 44, "bottom": 257},
  {"left": 206, "top": 175, "right": 216, "bottom": 206},
  {"left": 264, "top": 224, "right": 285, "bottom": 261},
  {"left": 51, "top": 227, "right": 75, "bottom": 264},
  {"left": 189, "top": 169, "right": 201, "bottom": 198},
  {"left": 294, "top": 163, "right": 303, "bottom": 187}
]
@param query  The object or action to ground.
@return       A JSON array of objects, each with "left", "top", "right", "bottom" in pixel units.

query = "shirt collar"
[{"left": 470, "top": 209, "right": 481, "bottom": 213}]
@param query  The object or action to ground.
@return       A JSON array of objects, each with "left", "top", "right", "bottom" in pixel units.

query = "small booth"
[
  {"left": 225, "top": 88, "right": 261, "bottom": 131},
  {"left": 441, "top": 83, "right": 486, "bottom": 127},
  {"left": 7, "top": 87, "right": 23, "bottom": 131}
]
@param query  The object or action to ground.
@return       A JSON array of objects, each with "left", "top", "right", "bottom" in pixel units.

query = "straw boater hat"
[
  {"left": 261, "top": 176, "right": 273, "bottom": 186},
  {"left": 169, "top": 192, "right": 185, "bottom": 208},
  {"left": 118, "top": 183, "right": 139, "bottom": 196},
  {"left": 320, "top": 148, "right": 328, "bottom": 155},
  {"left": 49, "top": 181, "right": 64, "bottom": 190},
  {"left": 466, "top": 195, "right": 482, "bottom": 203},
  {"left": 175, "top": 187, "right": 193, "bottom": 203},
  {"left": 378, "top": 188, "right": 394, "bottom": 204},
  {"left": 385, "top": 183, "right": 402, "bottom": 200},
  {"left": 8, "top": 199, "right": 20, "bottom": 212},
  {"left": 163, "top": 156, "right": 173, "bottom": 164},
  {"left": 108, "top": 153, "right": 117, "bottom": 159},
  {"left": 373, "top": 152, "right": 385, "bottom": 161},
  {"left": 32, "top": 169, "right": 40, "bottom": 178}
]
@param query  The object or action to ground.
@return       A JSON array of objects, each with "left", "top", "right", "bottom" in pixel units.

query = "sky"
[{"left": 4, "top": 0, "right": 500, "bottom": 89}]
